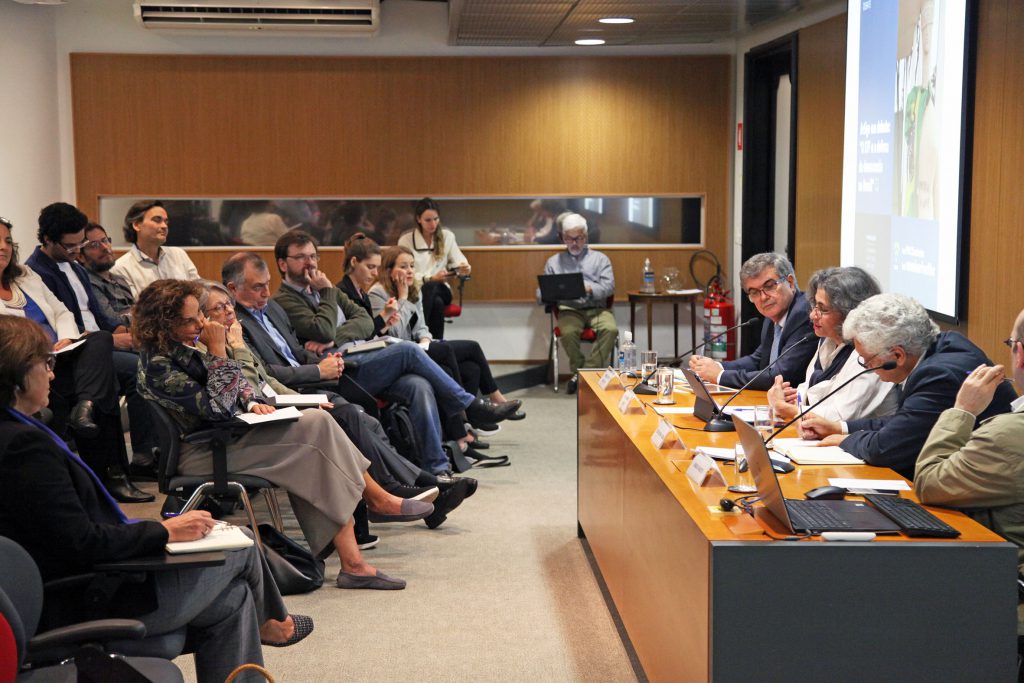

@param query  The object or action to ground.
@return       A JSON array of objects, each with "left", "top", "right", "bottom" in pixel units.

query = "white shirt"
[
  {"left": 111, "top": 244, "right": 200, "bottom": 297},
  {"left": 800, "top": 338, "right": 898, "bottom": 425},
  {"left": 397, "top": 228, "right": 468, "bottom": 288},
  {"left": 57, "top": 262, "right": 99, "bottom": 331}
]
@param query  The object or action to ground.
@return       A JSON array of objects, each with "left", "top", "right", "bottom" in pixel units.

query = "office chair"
[
  {"left": 443, "top": 273, "right": 470, "bottom": 324},
  {"left": 548, "top": 295, "right": 616, "bottom": 392},
  {"left": 0, "top": 536, "right": 184, "bottom": 682},
  {"left": 147, "top": 401, "right": 284, "bottom": 552}
]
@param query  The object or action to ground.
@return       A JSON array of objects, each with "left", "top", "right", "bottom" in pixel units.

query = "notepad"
[
  {"left": 236, "top": 406, "right": 303, "bottom": 425},
  {"left": 165, "top": 522, "right": 254, "bottom": 554},
  {"left": 341, "top": 338, "right": 395, "bottom": 355},
  {"left": 785, "top": 446, "right": 864, "bottom": 466},
  {"left": 266, "top": 394, "right": 329, "bottom": 407}
]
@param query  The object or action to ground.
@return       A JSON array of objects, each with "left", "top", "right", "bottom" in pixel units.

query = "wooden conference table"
[{"left": 576, "top": 371, "right": 1017, "bottom": 683}]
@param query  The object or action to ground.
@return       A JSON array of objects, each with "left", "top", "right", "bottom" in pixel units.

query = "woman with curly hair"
[{"left": 134, "top": 279, "right": 429, "bottom": 590}]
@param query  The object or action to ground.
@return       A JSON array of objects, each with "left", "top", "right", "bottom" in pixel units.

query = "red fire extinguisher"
[{"left": 703, "top": 276, "right": 737, "bottom": 361}]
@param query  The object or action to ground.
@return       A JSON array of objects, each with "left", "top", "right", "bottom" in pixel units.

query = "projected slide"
[{"left": 841, "top": 0, "right": 970, "bottom": 320}]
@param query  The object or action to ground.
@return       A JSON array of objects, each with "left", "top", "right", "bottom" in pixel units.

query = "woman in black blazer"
[{"left": 0, "top": 315, "right": 309, "bottom": 682}]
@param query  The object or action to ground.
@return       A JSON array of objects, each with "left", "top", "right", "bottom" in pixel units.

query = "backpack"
[{"left": 379, "top": 402, "right": 424, "bottom": 468}]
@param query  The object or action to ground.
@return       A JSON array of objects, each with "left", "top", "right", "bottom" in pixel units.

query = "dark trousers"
[
  {"left": 427, "top": 339, "right": 498, "bottom": 397},
  {"left": 112, "top": 350, "right": 156, "bottom": 465},
  {"left": 421, "top": 281, "right": 452, "bottom": 340}
]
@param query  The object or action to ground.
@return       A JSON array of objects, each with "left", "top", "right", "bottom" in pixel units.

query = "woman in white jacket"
[
  {"left": 767, "top": 266, "right": 898, "bottom": 427},
  {"left": 396, "top": 198, "right": 470, "bottom": 339},
  {"left": 0, "top": 218, "right": 139, "bottom": 500}
]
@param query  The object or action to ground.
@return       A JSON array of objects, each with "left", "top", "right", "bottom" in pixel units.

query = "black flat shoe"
[
  {"left": 69, "top": 400, "right": 99, "bottom": 438},
  {"left": 424, "top": 479, "right": 470, "bottom": 529},
  {"left": 470, "top": 439, "right": 490, "bottom": 450},
  {"left": 465, "top": 397, "right": 519, "bottom": 426},
  {"left": 506, "top": 411, "right": 526, "bottom": 421}
]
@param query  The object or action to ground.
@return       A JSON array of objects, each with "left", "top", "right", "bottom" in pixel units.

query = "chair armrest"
[
  {"left": 29, "top": 619, "right": 146, "bottom": 653},
  {"left": 182, "top": 424, "right": 250, "bottom": 445}
]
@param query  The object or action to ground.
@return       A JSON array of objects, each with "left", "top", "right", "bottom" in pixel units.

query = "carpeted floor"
[{"left": 130, "top": 385, "right": 640, "bottom": 682}]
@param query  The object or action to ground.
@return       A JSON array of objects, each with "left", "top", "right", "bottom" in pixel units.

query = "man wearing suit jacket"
[
  {"left": 801, "top": 293, "right": 1017, "bottom": 480},
  {"left": 690, "top": 252, "right": 817, "bottom": 390}
]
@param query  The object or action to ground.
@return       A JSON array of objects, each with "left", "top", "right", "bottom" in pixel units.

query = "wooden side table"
[{"left": 627, "top": 290, "right": 702, "bottom": 357}]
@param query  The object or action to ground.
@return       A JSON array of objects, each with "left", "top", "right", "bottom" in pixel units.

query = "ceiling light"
[
  {"left": 575, "top": 39, "right": 606, "bottom": 46},
  {"left": 599, "top": 17, "right": 634, "bottom": 25}
]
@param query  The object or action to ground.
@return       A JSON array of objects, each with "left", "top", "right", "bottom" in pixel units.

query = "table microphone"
[
  {"left": 665, "top": 318, "right": 760, "bottom": 368},
  {"left": 763, "top": 360, "right": 898, "bottom": 445},
  {"left": 703, "top": 335, "right": 812, "bottom": 432},
  {"left": 631, "top": 318, "right": 760, "bottom": 395}
]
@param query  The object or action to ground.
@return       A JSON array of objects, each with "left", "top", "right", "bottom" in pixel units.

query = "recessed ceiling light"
[
  {"left": 575, "top": 39, "right": 606, "bottom": 46},
  {"left": 599, "top": 17, "right": 634, "bottom": 25}
]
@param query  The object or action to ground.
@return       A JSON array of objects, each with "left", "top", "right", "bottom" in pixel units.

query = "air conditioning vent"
[{"left": 133, "top": 0, "right": 379, "bottom": 34}]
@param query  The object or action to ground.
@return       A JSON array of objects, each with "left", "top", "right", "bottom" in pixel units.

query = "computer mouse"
[
  {"left": 804, "top": 485, "right": 847, "bottom": 501},
  {"left": 737, "top": 459, "right": 794, "bottom": 474}
]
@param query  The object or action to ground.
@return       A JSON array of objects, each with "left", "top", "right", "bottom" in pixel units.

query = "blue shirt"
[
  {"left": 540, "top": 246, "right": 616, "bottom": 309},
  {"left": 244, "top": 304, "right": 300, "bottom": 367}
]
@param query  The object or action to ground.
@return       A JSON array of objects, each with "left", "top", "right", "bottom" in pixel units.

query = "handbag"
[{"left": 253, "top": 524, "right": 325, "bottom": 595}]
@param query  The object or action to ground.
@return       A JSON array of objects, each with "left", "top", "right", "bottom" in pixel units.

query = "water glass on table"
[{"left": 640, "top": 350, "right": 658, "bottom": 384}]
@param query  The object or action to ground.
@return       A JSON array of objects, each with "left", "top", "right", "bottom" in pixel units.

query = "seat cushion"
[{"left": 443, "top": 304, "right": 462, "bottom": 318}]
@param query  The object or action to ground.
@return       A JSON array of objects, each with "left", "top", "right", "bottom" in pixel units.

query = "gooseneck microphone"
[
  {"left": 763, "top": 360, "right": 898, "bottom": 445},
  {"left": 702, "top": 335, "right": 812, "bottom": 432},
  {"left": 632, "top": 317, "right": 760, "bottom": 395},
  {"left": 666, "top": 318, "right": 760, "bottom": 368}
]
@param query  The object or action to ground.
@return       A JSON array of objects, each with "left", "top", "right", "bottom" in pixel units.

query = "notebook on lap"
[
  {"left": 733, "top": 415, "right": 900, "bottom": 535},
  {"left": 537, "top": 273, "right": 586, "bottom": 303}
]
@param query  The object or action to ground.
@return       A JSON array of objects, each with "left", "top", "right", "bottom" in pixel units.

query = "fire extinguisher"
[{"left": 690, "top": 251, "right": 737, "bottom": 361}]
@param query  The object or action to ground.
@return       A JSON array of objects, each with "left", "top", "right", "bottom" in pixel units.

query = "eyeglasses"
[
  {"left": 563, "top": 234, "right": 586, "bottom": 244},
  {"left": 858, "top": 350, "right": 892, "bottom": 369},
  {"left": 205, "top": 301, "right": 233, "bottom": 315},
  {"left": 58, "top": 239, "right": 88, "bottom": 254},
  {"left": 1004, "top": 338, "right": 1020, "bottom": 350},
  {"left": 84, "top": 236, "right": 113, "bottom": 249},
  {"left": 744, "top": 277, "right": 787, "bottom": 300},
  {"left": 44, "top": 354, "right": 56, "bottom": 372},
  {"left": 809, "top": 303, "right": 834, "bottom": 317},
  {"left": 285, "top": 253, "right": 319, "bottom": 262}
]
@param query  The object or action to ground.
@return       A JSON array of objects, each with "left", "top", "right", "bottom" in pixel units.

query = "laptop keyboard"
[{"left": 785, "top": 500, "right": 853, "bottom": 530}]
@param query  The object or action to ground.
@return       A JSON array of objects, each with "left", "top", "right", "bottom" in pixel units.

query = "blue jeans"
[{"left": 347, "top": 341, "right": 474, "bottom": 474}]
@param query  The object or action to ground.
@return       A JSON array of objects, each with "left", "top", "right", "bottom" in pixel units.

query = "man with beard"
[{"left": 539, "top": 213, "right": 617, "bottom": 394}]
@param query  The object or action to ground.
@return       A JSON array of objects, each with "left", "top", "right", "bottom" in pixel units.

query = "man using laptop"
[
  {"left": 914, "top": 306, "right": 1024, "bottom": 626},
  {"left": 690, "top": 252, "right": 816, "bottom": 390},
  {"left": 539, "top": 213, "right": 617, "bottom": 394}
]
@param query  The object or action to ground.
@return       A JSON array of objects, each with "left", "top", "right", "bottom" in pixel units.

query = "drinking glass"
[
  {"left": 640, "top": 350, "right": 658, "bottom": 384},
  {"left": 754, "top": 405, "right": 773, "bottom": 440},
  {"left": 654, "top": 367, "right": 675, "bottom": 404},
  {"left": 729, "top": 444, "right": 756, "bottom": 493}
]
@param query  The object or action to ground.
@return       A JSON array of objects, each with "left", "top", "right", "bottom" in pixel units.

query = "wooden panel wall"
[
  {"left": 71, "top": 54, "right": 732, "bottom": 301},
  {"left": 967, "top": 0, "right": 1024, "bottom": 360},
  {"left": 793, "top": 14, "right": 847, "bottom": 286}
]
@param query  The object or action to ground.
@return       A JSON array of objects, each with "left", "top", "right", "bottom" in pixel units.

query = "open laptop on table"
[
  {"left": 537, "top": 273, "right": 586, "bottom": 303},
  {"left": 680, "top": 367, "right": 729, "bottom": 424},
  {"left": 733, "top": 415, "right": 900, "bottom": 534}
]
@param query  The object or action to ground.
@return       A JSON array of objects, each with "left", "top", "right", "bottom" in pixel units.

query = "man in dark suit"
[
  {"left": 222, "top": 252, "right": 509, "bottom": 476},
  {"left": 689, "top": 252, "right": 817, "bottom": 390},
  {"left": 800, "top": 293, "right": 1017, "bottom": 479}
]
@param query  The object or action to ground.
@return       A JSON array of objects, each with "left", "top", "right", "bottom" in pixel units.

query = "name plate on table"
[
  {"left": 617, "top": 389, "right": 646, "bottom": 415},
  {"left": 686, "top": 452, "right": 726, "bottom": 487},
  {"left": 651, "top": 417, "right": 684, "bottom": 450},
  {"left": 598, "top": 367, "right": 618, "bottom": 390}
]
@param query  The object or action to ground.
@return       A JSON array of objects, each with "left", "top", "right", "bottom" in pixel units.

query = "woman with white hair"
[
  {"left": 800, "top": 292, "right": 1017, "bottom": 479},
  {"left": 767, "top": 266, "right": 897, "bottom": 424}
]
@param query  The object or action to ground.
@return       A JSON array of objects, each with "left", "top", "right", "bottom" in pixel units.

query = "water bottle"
[
  {"left": 641, "top": 257, "right": 655, "bottom": 294},
  {"left": 620, "top": 331, "right": 637, "bottom": 373}
]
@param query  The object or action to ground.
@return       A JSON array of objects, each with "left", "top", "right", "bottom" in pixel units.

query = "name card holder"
[
  {"left": 651, "top": 416, "right": 685, "bottom": 450},
  {"left": 617, "top": 389, "right": 647, "bottom": 415},
  {"left": 598, "top": 367, "right": 618, "bottom": 390},
  {"left": 686, "top": 452, "right": 727, "bottom": 487}
]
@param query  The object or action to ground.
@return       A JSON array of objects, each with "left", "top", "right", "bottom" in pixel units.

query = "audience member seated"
[
  {"left": 337, "top": 232, "right": 400, "bottom": 339},
  {"left": 539, "top": 213, "right": 617, "bottom": 394},
  {"left": 397, "top": 198, "right": 471, "bottom": 339},
  {"left": 914, "top": 306, "right": 1024, "bottom": 633},
  {"left": 800, "top": 293, "right": 1018, "bottom": 479},
  {"left": 134, "top": 279, "right": 429, "bottom": 590},
  {"left": 767, "top": 266, "right": 897, "bottom": 424},
  {"left": 0, "top": 315, "right": 310, "bottom": 683},
  {"left": 0, "top": 215, "right": 150, "bottom": 503},
  {"left": 111, "top": 200, "right": 200, "bottom": 296},
  {"left": 690, "top": 252, "right": 817, "bottom": 391},
  {"left": 197, "top": 280, "right": 475, "bottom": 529},
  {"left": 371, "top": 244, "right": 524, "bottom": 419}
]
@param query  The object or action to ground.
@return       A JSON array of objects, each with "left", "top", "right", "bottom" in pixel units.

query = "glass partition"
[{"left": 98, "top": 196, "right": 704, "bottom": 248}]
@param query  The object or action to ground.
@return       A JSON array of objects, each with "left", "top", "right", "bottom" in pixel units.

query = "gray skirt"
[{"left": 179, "top": 409, "right": 369, "bottom": 557}]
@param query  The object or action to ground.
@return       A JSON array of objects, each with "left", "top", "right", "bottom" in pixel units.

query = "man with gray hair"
[
  {"left": 800, "top": 293, "right": 1016, "bottom": 479},
  {"left": 540, "top": 213, "right": 617, "bottom": 394},
  {"left": 690, "top": 252, "right": 816, "bottom": 390}
]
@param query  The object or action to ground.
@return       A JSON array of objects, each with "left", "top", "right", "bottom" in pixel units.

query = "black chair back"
[
  {"left": 146, "top": 402, "right": 183, "bottom": 494},
  {"left": 0, "top": 536, "right": 43, "bottom": 668}
]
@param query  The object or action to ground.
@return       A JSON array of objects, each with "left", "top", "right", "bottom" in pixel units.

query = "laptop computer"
[
  {"left": 680, "top": 367, "right": 723, "bottom": 424},
  {"left": 733, "top": 415, "right": 900, "bottom": 534},
  {"left": 537, "top": 273, "right": 586, "bottom": 303}
]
